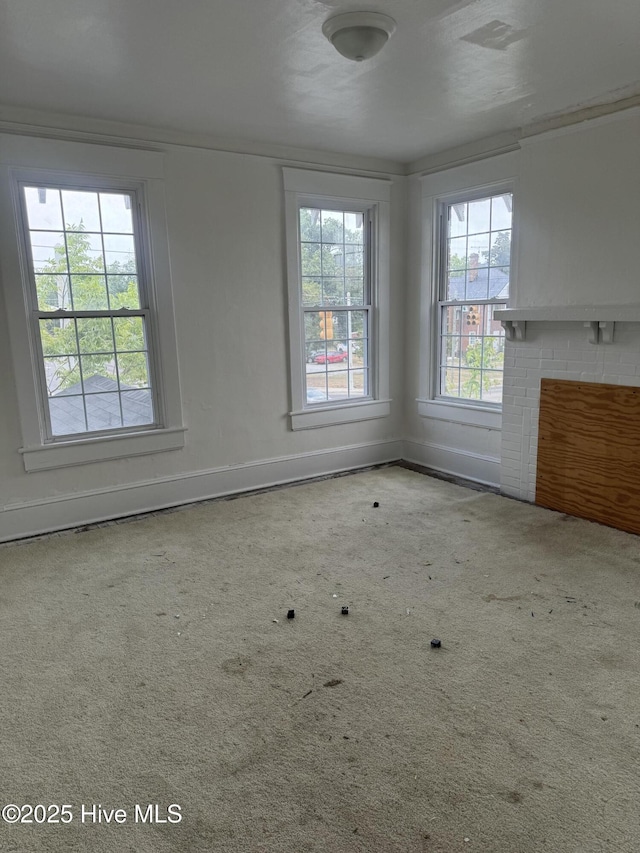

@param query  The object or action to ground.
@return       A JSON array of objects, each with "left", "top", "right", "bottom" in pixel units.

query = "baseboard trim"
[
  {"left": 0, "top": 439, "right": 403, "bottom": 543},
  {"left": 402, "top": 439, "right": 500, "bottom": 489}
]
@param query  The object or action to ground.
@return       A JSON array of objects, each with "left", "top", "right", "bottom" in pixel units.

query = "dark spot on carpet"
[
  {"left": 323, "top": 678, "right": 343, "bottom": 688},
  {"left": 222, "top": 655, "right": 252, "bottom": 675}
]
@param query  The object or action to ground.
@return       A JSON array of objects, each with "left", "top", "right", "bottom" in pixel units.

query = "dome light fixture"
[{"left": 322, "top": 11, "right": 396, "bottom": 62}]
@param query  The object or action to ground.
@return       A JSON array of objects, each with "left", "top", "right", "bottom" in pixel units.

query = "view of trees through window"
[
  {"left": 23, "top": 186, "right": 154, "bottom": 436},
  {"left": 300, "top": 206, "right": 369, "bottom": 404},
  {"left": 439, "top": 192, "right": 512, "bottom": 403}
]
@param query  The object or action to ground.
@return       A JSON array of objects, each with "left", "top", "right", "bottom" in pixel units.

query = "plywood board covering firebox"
[{"left": 536, "top": 379, "right": 640, "bottom": 534}]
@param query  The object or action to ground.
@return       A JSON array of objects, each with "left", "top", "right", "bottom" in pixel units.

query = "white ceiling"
[{"left": 1, "top": 0, "right": 639, "bottom": 164}]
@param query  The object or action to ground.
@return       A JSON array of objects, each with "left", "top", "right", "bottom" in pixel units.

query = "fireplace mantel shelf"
[{"left": 494, "top": 306, "right": 640, "bottom": 344}]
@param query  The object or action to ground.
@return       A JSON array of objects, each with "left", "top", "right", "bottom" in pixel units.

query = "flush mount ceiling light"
[{"left": 322, "top": 11, "right": 396, "bottom": 62}]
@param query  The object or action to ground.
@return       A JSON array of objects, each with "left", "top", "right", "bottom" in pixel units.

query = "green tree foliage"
[
  {"left": 483, "top": 230, "right": 511, "bottom": 269},
  {"left": 37, "top": 226, "right": 147, "bottom": 394},
  {"left": 461, "top": 338, "right": 504, "bottom": 398}
]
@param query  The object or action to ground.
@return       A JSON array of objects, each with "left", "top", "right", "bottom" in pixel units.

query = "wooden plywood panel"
[{"left": 536, "top": 379, "right": 640, "bottom": 534}]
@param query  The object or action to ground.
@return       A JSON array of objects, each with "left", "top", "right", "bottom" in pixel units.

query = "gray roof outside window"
[{"left": 49, "top": 375, "right": 153, "bottom": 436}]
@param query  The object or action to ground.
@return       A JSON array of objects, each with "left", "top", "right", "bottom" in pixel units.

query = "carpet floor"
[{"left": 1, "top": 465, "right": 639, "bottom": 852}]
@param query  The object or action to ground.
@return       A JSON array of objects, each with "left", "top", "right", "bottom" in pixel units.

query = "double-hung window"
[
  {"left": 0, "top": 138, "right": 184, "bottom": 471},
  {"left": 436, "top": 190, "right": 513, "bottom": 405},
  {"left": 19, "top": 181, "right": 157, "bottom": 438},
  {"left": 283, "top": 168, "right": 391, "bottom": 430}
]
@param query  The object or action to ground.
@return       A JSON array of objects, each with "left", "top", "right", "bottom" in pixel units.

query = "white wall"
[
  {"left": 517, "top": 109, "right": 640, "bottom": 308},
  {"left": 0, "top": 132, "right": 405, "bottom": 540}
]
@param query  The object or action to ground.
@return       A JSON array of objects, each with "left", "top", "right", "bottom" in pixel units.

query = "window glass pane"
[
  {"left": 321, "top": 210, "right": 343, "bottom": 242},
  {"left": 117, "top": 351, "right": 150, "bottom": 388},
  {"left": 345, "top": 278, "right": 364, "bottom": 305},
  {"left": 49, "top": 395, "right": 87, "bottom": 435},
  {"left": 330, "top": 311, "right": 348, "bottom": 348},
  {"left": 441, "top": 335, "right": 460, "bottom": 369},
  {"left": 467, "top": 198, "right": 490, "bottom": 234},
  {"left": 442, "top": 305, "right": 463, "bottom": 336},
  {"left": 103, "top": 233, "right": 136, "bottom": 271},
  {"left": 491, "top": 194, "right": 512, "bottom": 231},
  {"left": 322, "top": 244, "right": 344, "bottom": 276},
  {"left": 488, "top": 230, "right": 511, "bottom": 267},
  {"left": 445, "top": 269, "right": 464, "bottom": 301},
  {"left": 85, "top": 393, "right": 123, "bottom": 431},
  {"left": 61, "top": 190, "right": 101, "bottom": 232},
  {"left": 344, "top": 244, "right": 364, "bottom": 276},
  {"left": 24, "top": 187, "right": 63, "bottom": 231},
  {"left": 488, "top": 266, "right": 509, "bottom": 299},
  {"left": 121, "top": 389, "right": 154, "bottom": 426},
  {"left": 448, "top": 236, "right": 467, "bottom": 271},
  {"left": 108, "top": 275, "right": 140, "bottom": 309},
  {"left": 305, "top": 384, "right": 329, "bottom": 405},
  {"left": 99, "top": 193, "right": 134, "bottom": 234},
  {"left": 480, "top": 370, "right": 504, "bottom": 403},
  {"left": 467, "top": 232, "right": 490, "bottom": 264},
  {"left": 113, "top": 316, "right": 146, "bottom": 352},
  {"left": 344, "top": 211, "right": 364, "bottom": 242},
  {"left": 462, "top": 304, "right": 484, "bottom": 335},
  {"left": 466, "top": 267, "right": 489, "bottom": 301},
  {"left": 80, "top": 355, "right": 117, "bottom": 389},
  {"left": 335, "top": 368, "right": 367, "bottom": 398},
  {"left": 353, "top": 336, "right": 367, "bottom": 369},
  {"left": 442, "top": 367, "right": 460, "bottom": 397},
  {"left": 322, "top": 278, "right": 344, "bottom": 307},
  {"left": 70, "top": 275, "right": 109, "bottom": 310},
  {"left": 40, "top": 318, "right": 78, "bottom": 357},
  {"left": 300, "top": 207, "right": 321, "bottom": 242},
  {"left": 44, "top": 356, "right": 81, "bottom": 397},
  {"left": 301, "top": 243, "right": 321, "bottom": 277},
  {"left": 65, "top": 232, "right": 104, "bottom": 272},
  {"left": 30, "top": 232, "right": 67, "bottom": 273},
  {"left": 76, "top": 317, "right": 113, "bottom": 353},
  {"left": 328, "top": 370, "right": 349, "bottom": 398},
  {"left": 448, "top": 203, "right": 467, "bottom": 238},
  {"left": 349, "top": 310, "right": 367, "bottom": 343},
  {"left": 35, "top": 273, "right": 72, "bottom": 311},
  {"left": 301, "top": 277, "right": 321, "bottom": 307}
]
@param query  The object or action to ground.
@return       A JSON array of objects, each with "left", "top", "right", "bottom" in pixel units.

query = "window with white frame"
[
  {"left": 300, "top": 205, "right": 370, "bottom": 404},
  {"left": 0, "top": 139, "right": 184, "bottom": 472},
  {"left": 283, "top": 168, "right": 391, "bottom": 430},
  {"left": 437, "top": 191, "right": 513, "bottom": 405},
  {"left": 18, "top": 181, "right": 157, "bottom": 439}
]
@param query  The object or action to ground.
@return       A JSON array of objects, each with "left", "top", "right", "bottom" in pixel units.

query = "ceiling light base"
[{"left": 322, "top": 12, "right": 397, "bottom": 62}]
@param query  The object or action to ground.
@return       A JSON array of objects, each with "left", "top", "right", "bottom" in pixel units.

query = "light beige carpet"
[{"left": 1, "top": 465, "right": 640, "bottom": 852}]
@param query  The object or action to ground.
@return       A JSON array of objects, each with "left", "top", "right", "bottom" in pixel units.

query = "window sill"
[
  {"left": 20, "top": 426, "right": 186, "bottom": 472},
  {"left": 417, "top": 398, "right": 502, "bottom": 429},
  {"left": 290, "top": 399, "right": 391, "bottom": 431}
]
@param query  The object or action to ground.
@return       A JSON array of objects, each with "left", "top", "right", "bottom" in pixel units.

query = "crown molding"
[{"left": 0, "top": 104, "right": 405, "bottom": 176}]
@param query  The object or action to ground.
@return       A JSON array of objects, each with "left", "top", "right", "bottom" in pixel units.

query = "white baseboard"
[
  {"left": 0, "top": 439, "right": 403, "bottom": 543},
  {"left": 402, "top": 439, "right": 500, "bottom": 488}
]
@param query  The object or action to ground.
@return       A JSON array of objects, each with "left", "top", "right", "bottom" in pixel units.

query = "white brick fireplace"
[{"left": 495, "top": 308, "right": 640, "bottom": 502}]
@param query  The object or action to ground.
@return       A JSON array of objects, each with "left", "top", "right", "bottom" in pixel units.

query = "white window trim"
[
  {"left": 283, "top": 168, "right": 392, "bottom": 430},
  {"left": 419, "top": 167, "right": 518, "bottom": 425},
  {"left": 0, "top": 135, "right": 185, "bottom": 471}
]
